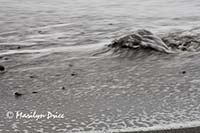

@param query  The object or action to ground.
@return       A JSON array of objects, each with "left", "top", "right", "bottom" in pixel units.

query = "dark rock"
[
  {"left": 32, "top": 91, "right": 38, "bottom": 94},
  {"left": 181, "top": 47, "right": 187, "bottom": 51},
  {"left": 38, "top": 30, "right": 42, "bottom": 34},
  {"left": 61, "top": 87, "right": 65, "bottom": 90},
  {"left": 30, "top": 75, "right": 36, "bottom": 78},
  {"left": 108, "top": 23, "right": 113, "bottom": 25},
  {"left": 3, "top": 57, "right": 9, "bottom": 60},
  {"left": 71, "top": 72, "right": 78, "bottom": 76},
  {"left": 14, "top": 92, "right": 23, "bottom": 97},
  {"left": 182, "top": 71, "right": 186, "bottom": 74},
  {"left": 69, "top": 64, "right": 73, "bottom": 67},
  {"left": 17, "top": 46, "right": 21, "bottom": 49},
  {"left": 0, "top": 65, "right": 5, "bottom": 72}
]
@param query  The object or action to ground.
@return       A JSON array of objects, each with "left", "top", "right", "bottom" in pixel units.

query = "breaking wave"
[{"left": 94, "top": 27, "right": 200, "bottom": 57}]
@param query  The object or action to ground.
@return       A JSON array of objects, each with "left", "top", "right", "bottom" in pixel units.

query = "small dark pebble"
[
  {"left": 3, "top": 57, "right": 9, "bottom": 60},
  {"left": 17, "top": 46, "right": 21, "bottom": 49},
  {"left": 69, "top": 64, "right": 73, "bottom": 67},
  {"left": 71, "top": 72, "right": 78, "bottom": 76},
  {"left": 108, "top": 23, "right": 113, "bottom": 25},
  {"left": 38, "top": 30, "right": 42, "bottom": 34},
  {"left": 181, "top": 47, "right": 187, "bottom": 51},
  {"left": 32, "top": 91, "right": 38, "bottom": 94},
  {"left": 61, "top": 87, "right": 66, "bottom": 90},
  {"left": 182, "top": 71, "right": 186, "bottom": 74},
  {"left": 14, "top": 92, "right": 23, "bottom": 97},
  {"left": 0, "top": 65, "right": 5, "bottom": 72},
  {"left": 30, "top": 75, "right": 36, "bottom": 78}
]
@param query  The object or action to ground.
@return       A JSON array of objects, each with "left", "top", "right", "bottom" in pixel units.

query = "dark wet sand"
[
  {"left": 0, "top": 46, "right": 200, "bottom": 132},
  {"left": 120, "top": 126, "right": 200, "bottom": 133}
]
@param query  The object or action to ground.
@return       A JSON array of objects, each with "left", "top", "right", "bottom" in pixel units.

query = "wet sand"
[
  {"left": 120, "top": 126, "right": 200, "bottom": 133},
  {"left": 122, "top": 128, "right": 200, "bottom": 133},
  {"left": 1, "top": 44, "right": 200, "bottom": 132}
]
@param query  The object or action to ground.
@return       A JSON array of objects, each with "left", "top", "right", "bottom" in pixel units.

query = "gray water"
[
  {"left": 1, "top": 0, "right": 200, "bottom": 51},
  {"left": 1, "top": 0, "right": 200, "bottom": 133}
]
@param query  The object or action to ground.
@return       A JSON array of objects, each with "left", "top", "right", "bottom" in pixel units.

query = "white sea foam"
[
  {"left": 0, "top": 40, "right": 109, "bottom": 57},
  {"left": 78, "top": 120, "right": 200, "bottom": 133}
]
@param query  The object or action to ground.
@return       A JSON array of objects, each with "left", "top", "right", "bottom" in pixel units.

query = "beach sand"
[{"left": 1, "top": 44, "right": 200, "bottom": 132}]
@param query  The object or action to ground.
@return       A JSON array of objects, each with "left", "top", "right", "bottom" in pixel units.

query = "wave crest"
[
  {"left": 107, "top": 28, "right": 200, "bottom": 54},
  {"left": 108, "top": 29, "right": 172, "bottom": 54},
  {"left": 162, "top": 27, "right": 200, "bottom": 52}
]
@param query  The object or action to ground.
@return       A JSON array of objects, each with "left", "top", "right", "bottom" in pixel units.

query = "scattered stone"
[
  {"left": 182, "top": 71, "right": 186, "bottom": 74},
  {"left": 38, "top": 30, "right": 43, "bottom": 34},
  {"left": 3, "top": 57, "right": 9, "bottom": 60},
  {"left": 14, "top": 92, "right": 23, "bottom": 97},
  {"left": 69, "top": 64, "right": 73, "bottom": 67},
  {"left": 71, "top": 72, "right": 78, "bottom": 76},
  {"left": 61, "top": 87, "right": 66, "bottom": 90},
  {"left": 0, "top": 65, "right": 5, "bottom": 72},
  {"left": 0, "top": 57, "right": 9, "bottom": 60},
  {"left": 38, "top": 30, "right": 47, "bottom": 34},
  {"left": 180, "top": 47, "right": 187, "bottom": 51},
  {"left": 30, "top": 75, "right": 36, "bottom": 78},
  {"left": 17, "top": 46, "right": 21, "bottom": 49},
  {"left": 108, "top": 23, "right": 113, "bottom": 25},
  {"left": 32, "top": 91, "right": 38, "bottom": 94}
]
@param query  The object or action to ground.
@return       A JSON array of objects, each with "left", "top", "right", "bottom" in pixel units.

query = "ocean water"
[{"left": 0, "top": 0, "right": 200, "bottom": 51}]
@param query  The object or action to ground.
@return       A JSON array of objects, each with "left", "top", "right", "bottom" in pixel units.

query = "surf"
[{"left": 93, "top": 28, "right": 200, "bottom": 58}]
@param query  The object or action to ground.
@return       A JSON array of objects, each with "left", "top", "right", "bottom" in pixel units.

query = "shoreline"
[
  {"left": 78, "top": 121, "right": 200, "bottom": 133},
  {"left": 118, "top": 126, "right": 200, "bottom": 133},
  {"left": 114, "top": 121, "right": 200, "bottom": 133},
  {"left": 1, "top": 47, "right": 200, "bottom": 132},
  {"left": 1, "top": 29, "right": 200, "bottom": 132}
]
